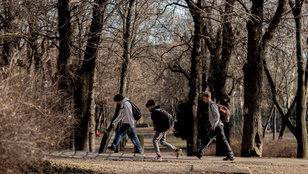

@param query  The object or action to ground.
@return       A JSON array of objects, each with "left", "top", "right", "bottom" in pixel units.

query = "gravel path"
[{"left": 47, "top": 151, "right": 308, "bottom": 174}]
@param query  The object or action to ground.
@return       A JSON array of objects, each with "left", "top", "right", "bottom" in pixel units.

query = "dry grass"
[
  {"left": 203, "top": 137, "right": 297, "bottom": 158},
  {"left": 0, "top": 70, "right": 75, "bottom": 173},
  {"left": 262, "top": 138, "right": 297, "bottom": 158}
]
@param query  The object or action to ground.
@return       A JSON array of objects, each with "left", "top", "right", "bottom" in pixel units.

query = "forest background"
[{"left": 0, "top": 0, "right": 308, "bottom": 173}]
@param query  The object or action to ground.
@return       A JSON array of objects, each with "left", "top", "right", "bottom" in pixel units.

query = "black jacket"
[{"left": 150, "top": 105, "right": 168, "bottom": 132}]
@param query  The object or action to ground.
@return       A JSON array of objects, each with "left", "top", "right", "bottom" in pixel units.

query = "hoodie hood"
[
  {"left": 121, "top": 97, "right": 130, "bottom": 105},
  {"left": 151, "top": 105, "right": 160, "bottom": 112}
]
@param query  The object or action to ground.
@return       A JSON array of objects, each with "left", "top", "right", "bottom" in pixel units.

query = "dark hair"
[
  {"left": 145, "top": 100, "right": 155, "bottom": 107},
  {"left": 114, "top": 94, "right": 124, "bottom": 101}
]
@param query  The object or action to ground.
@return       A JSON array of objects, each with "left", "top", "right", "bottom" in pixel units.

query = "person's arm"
[
  {"left": 151, "top": 111, "right": 160, "bottom": 130},
  {"left": 124, "top": 101, "right": 135, "bottom": 128},
  {"left": 210, "top": 103, "right": 220, "bottom": 130},
  {"left": 112, "top": 107, "right": 124, "bottom": 126}
]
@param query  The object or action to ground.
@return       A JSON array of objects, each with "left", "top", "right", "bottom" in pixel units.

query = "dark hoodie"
[{"left": 150, "top": 105, "right": 168, "bottom": 132}]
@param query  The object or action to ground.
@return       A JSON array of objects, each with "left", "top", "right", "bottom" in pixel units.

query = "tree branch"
[
  {"left": 168, "top": 64, "right": 190, "bottom": 80},
  {"left": 236, "top": 0, "right": 250, "bottom": 14},
  {"left": 262, "top": 0, "right": 288, "bottom": 48},
  {"left": 263, "top": 59, "right": 297, "bottom": 135}
]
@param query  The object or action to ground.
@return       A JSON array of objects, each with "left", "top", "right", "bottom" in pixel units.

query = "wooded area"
[{"left": 0, "top": 0, "right": 308, "bottom": 172}]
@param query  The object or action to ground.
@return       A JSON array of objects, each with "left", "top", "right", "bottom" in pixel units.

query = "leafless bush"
[
  {"left": 203, "top": 138, "right": 296, "bottom": 158},
  {"left": 0, "top": 70, "right": 74, "bottom": 173},
  {"left": 262, "top": 139, "right": 297, "bottom": 158}
]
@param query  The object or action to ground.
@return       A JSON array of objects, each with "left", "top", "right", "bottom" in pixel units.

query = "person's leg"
[
  {"left": 216, "top": 125, "right": 234, "bottom": 158},
  {"left": 127, "top": 126, "right": 143, "bottom": 153},
  {"left": 110, "top": 123, "right": 130, "bottom": 150},
  {"left": 160, "top": 131, "right": 182, "bottom": 158},
  {"left": 199, "top": 129, "right": 217, "bottom": 155},
  {"left": 160, "top": 131, "right": 177, "bottom": 151},
  {"left": 152, "top": 131, "right": 164, "bottom": 157}
]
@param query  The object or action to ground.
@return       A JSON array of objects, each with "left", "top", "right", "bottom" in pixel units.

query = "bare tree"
[
  {"left": 57, "top": 0, "right": 72, "bottom": 90},
  {"left": 264, "top": 0, "right": 307, "bottom": 158},
  {"left": 99, "top": 0, "right": 161, "bottom": 153},
  {"left": 241, "top": 0, "right": 287, "bottom": 157},
  {"left": 99, "top": 0, "right": 136, "bottom": 153},
  {"left": 74, "top": 0, "right": 110, "bottom": 151},
  {"left": 202, "top": 0, "right": 236, "bottom": 156}
]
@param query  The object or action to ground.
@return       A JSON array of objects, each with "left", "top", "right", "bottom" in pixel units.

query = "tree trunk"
[
  {"left": 1, "top": 0, "right": 11, "bottom": 67},
  {"left": 98, "top": 104, "right": 121, "bottom": 153},
  {"left": 98, "top": 0, "right": 135, "bottom": 152},
  {"left": 273, "top": 107, "right": 276, "bottom": 140},
  {"left": 213, "top": 0, "right": 235, "bottom": 156},
  {"left": 57, "top": 0, "right": 71, "bottom": 90},
  {"left": 263, "top": 104, "right": 275, "bottom": 138},
  {"left": 57, "top": 0, "right": 73, "bottom": 151},
  {"left": 119, "top": 0, "right": 135, "bottom": 95},
  {"left": 185, "top": 0, "right": 203, "bottom": 156},
  {"left": 74, "top": 0, "right": 108, "bottom": 152},
  {"left": 242, "top": 0, "right": 287, "bottom": 157},
  {"left": 241, "top": 0, "right": 264, "bottom": 157},
  {"left": 292, "top": 0, "right": 307, "bottom": 158}
]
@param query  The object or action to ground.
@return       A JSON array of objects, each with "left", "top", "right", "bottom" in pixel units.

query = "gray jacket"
[
  {"left": 112, "top": 97, "right": 136, "bottom": 128},
  {"left": 209, "top": 101, "right": 223, "bottom": 129}
]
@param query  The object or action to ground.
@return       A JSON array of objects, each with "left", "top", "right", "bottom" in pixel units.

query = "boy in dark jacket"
[{"left": 146, "top": 100, "right": 182, "bottom": 161}]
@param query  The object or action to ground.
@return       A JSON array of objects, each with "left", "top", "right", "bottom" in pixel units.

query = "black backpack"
[
  {"left": 128, "top": 101, "right": 142, "bottom": 121},
  {"left": 161, "top": 110, "right": 174, "bottom": 129}
]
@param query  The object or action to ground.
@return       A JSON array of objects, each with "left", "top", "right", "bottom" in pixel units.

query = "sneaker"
[
  {"left": 151, "top": 156, "right": 162, "bottom": 161},
  {"left": 175, "top": 148, "right": 182, "bottom": 159},
  {"left": 132, "top": 151, "right": 144, "bottom": 157},
  {"left": 105, "top": 145, "right": 114, "bottom": 152},
  {"left": 193, "top": 152, "right": 202, "bottom": 159},
  {"left": 223, "top": 156, "right": 235, "bottom": 161},
  {"left": 132, "top": 150, "right": 143, "bottom": 154}
]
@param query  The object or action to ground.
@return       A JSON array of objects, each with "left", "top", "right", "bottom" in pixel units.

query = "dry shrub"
[
  {"left": 0, "top": 71, "right": 74, "bottom": 173},
  {"left": 202, "top": 138, "right": 297, "bottom": 158},
  {"left": 262, "top": 138, "right": 297, "bottom": 158}
]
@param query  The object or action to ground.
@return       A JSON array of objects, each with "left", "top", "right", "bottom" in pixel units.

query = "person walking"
[
  {"left": 145, "top": 100, "right": 182, "bottom": 161},
  {"left": 194, "top": 91, "right": 235, "bottom": 161},
  {"left": 105, "top": 94, "right": 143, "bottom": 154}
]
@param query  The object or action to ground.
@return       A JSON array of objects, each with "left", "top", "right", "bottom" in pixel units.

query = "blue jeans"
[{"left": 111, "top": 123, "right": 143, "bottom": 153}]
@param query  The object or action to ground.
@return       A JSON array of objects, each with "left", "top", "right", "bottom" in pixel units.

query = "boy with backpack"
[
  {"left": 145, "top": 100, "right": 182, "bottom": 161},
  {"left": 105, "top": 94, "right": 143, "bottom": 154},
  {"left": 193, "top": 91, "right": 235, "bottom": 161}
]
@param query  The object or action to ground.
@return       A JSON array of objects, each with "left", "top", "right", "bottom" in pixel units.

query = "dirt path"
[
  {"left": 48, "top": 156, "right": 308, "bottom": 174},
  {"left": 49, "top": 127, "right": 307, "bottom": 174}
]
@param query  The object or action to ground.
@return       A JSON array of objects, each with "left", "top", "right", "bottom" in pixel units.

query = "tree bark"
[
  {"left": 57, "top": 0, "right": 71, "bottom": 90},
  {"left": 98, "top": 104, "right": 120, "bottom": 153},
  {"left": 241, "top": 0, "right": 287, "bottom": 157},
  {"left": 291, "top": 0, "right": 307, "bottom": 158},
  {"left": 98, "top": 0, "right": 135, "bottom": 153},
  {"left": 241, "top": 0, "right": 264, "bottom": 157},
  {"left": 263, "top": 104, "right": 275, "bottom": 138},
  {"left": 74, "top": 0, "right": 108, "bottom": 152},
  {"left": 185, "top": 0, "right": 203, "bottom": 156},
  {"left": 273, "top": 107, "right": 276, "bottom": 140},
  {"left": 1, "top": 0, "right": 11, "bottom": 67},
  {"left": 212, "top": 0, "right": 235, "bottom": 156}
]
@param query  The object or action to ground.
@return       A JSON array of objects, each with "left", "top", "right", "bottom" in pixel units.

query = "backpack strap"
[
  {"left": 209, "top": 102, "right": 216, "bottom": 112},
  {"left": 162, "top": 110, "right": 166, "bottom": 119}
]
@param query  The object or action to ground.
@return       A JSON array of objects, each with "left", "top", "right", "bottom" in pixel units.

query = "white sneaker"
[{"left": 151, "top": 156, "right": 162, "bottom": 161}]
